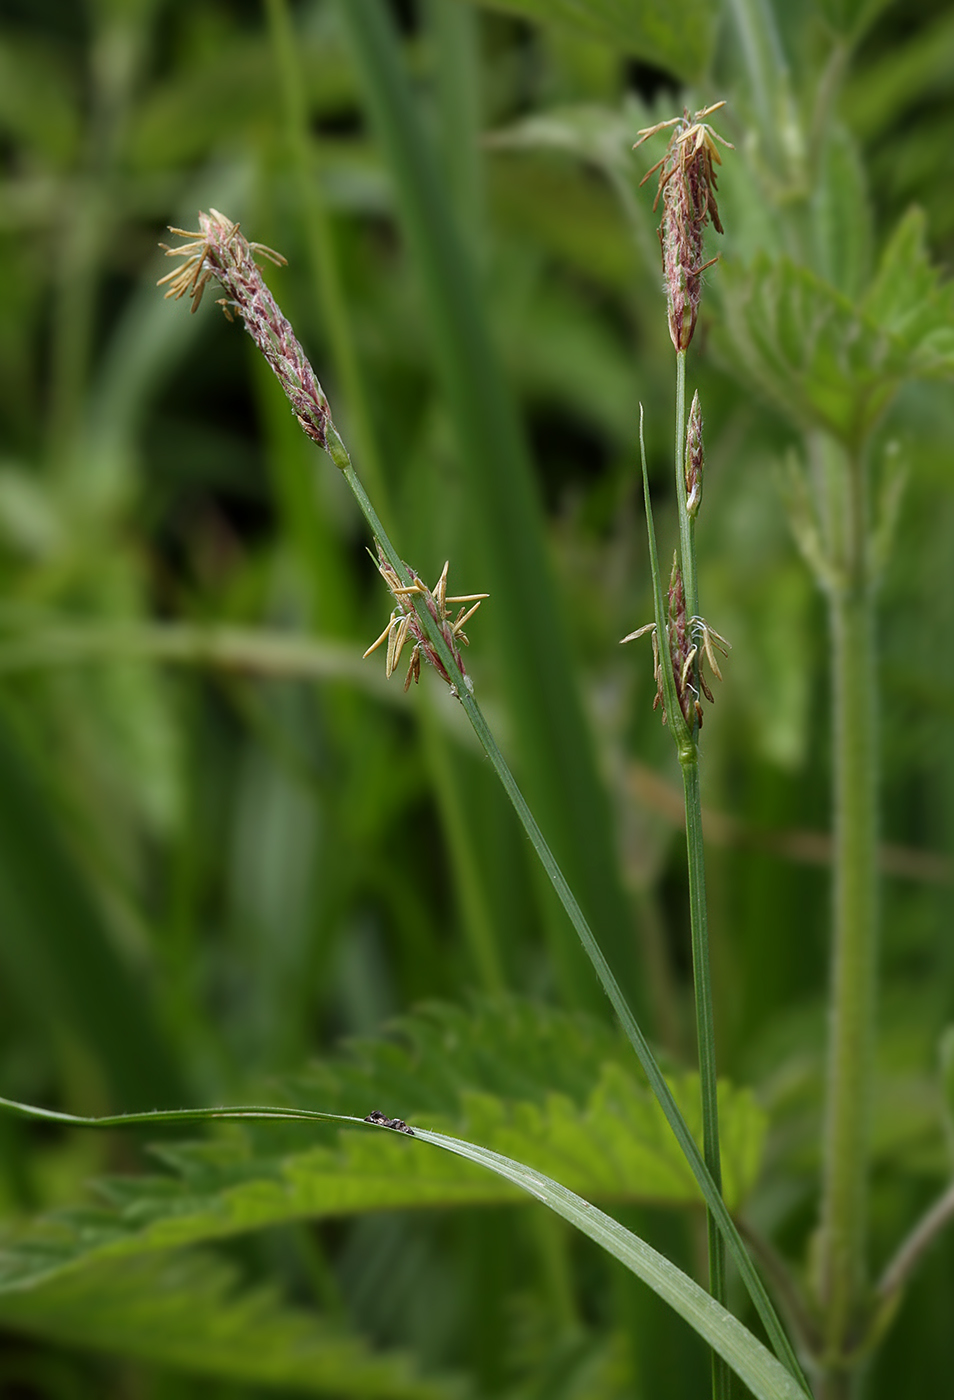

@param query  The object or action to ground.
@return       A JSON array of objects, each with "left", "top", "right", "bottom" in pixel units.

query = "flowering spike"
[
  {"left": 635, "top": 105, "right": 731, "bottom": 351},
  {"left": 159, "top": 210, "right": 334, "bottom": 452},
  {"left": 621, "top": 575, "right": 729, "bottom": 731}
]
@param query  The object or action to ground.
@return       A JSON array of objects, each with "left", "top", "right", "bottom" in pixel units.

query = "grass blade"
[{"left": 0, "top": 1093, "right": 802, "bottom": 1399}]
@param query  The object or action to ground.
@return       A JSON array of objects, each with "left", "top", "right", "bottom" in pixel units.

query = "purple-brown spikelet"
[
  {"left": 635, "top": 104, "right": 732, "bottom": 353},
  {"left": 667, "top": 558, "right": 703, "bottom": 728},
  {"left": 158, "top": 209, "right": 332, "bottom": 450}
]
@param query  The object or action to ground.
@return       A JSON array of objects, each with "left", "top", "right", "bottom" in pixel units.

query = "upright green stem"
[
  {"left": 817, "top": 444, "right": 878, "bottom": 1396},
  {"left": 683, "top": 758, "right": 727, "bottom": 1398},
  {"left": 672, "top": 351, "right": 727, "bottom": 1400}
]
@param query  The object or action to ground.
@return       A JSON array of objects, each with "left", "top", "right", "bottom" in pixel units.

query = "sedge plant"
[
  {"left": 0, "top": 198, "right": 812, "bottom": 1399},
  {"left": 622, "top": 100, "right": 735, "bottom": 1400},
  {"left": 155, "top": 207, "right": 806, "bottom": 1391},
  {"left": 2, "top": 7, "right": 954, "bottom": 1396}
]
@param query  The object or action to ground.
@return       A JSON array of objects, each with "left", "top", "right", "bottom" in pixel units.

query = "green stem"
[
  {"left": 817, "top": 448, "right": 878, "bottom": 1389},
  {"left": 330, "top": 427, "right": 809, "bottom": 1393},
  {"left": 683, "top": 759, "right": 728, "bottom": 1400},
  {"left": 672, "top": 352, "right": 727, "bottom": 1400}
]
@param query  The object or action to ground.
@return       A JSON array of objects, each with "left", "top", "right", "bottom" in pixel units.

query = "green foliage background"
[{"left": 0, "top": 0, "right": 952, "bottom": 1394}]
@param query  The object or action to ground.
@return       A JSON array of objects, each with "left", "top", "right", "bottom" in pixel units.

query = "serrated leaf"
[
  {"left": 0, "top": 1001, "right": 766, "bottom": 1296},
  {"left": 0, "top": 1251, "right": 465, "bottom": 1398},
  {"left": 450, "top": 0, "right": 714, "bottom": 80},
  {"left": 716, "top": 228, "right": 954, "bottom": 445},
  {"left": 862, "top": 207, "right": 947, "bottom": 339}
]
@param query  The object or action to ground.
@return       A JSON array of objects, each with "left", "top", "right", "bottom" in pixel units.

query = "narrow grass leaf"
[{"left": 0, "top": 1094, "right": 794, "bottom": 1398}]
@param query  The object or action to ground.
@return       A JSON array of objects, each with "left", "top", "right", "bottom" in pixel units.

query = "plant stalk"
[
  {"left": 817, "top": 443, "right": 879, "bottom": 1394},
  {"left": 683, "top": 757, "right": 728, "bottom": 1400},
  {"left": 672, "top": 349, "right": 727, "bottom": 1399}
]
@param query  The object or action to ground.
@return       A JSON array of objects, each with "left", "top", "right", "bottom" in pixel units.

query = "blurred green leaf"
[
  {"left": 814, "top": 0, "right": 895, "bottom": 43},
  {"left": 0, "top": 1252, "right": 464, "bottom": 1398},
  {"left": 0, "top": 37, "right": 80, "bottom": 167},
  {"left": 0, "top": 712, "right": 184, "bottom": 1111},
  {"left": 938, "top": 1026, "right": 954, "bottom": 1146},
  {"left": 450, "top": 0, "right": 715, "bottom": 80},
  {"left": 811, "top": 123, "right": 873, "bottom": 300},
  {"left": 718, "top": 254, "right": 890, "bottom": 443},
  {"left": 861, "top": 206, "right": 953, "bottom": 346},
  {"left": 842, "top": 9, "right": 954, "bottom": 140}
]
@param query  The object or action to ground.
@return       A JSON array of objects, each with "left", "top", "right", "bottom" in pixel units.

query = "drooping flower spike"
[
  {"left": 158, "top": 210, "right": 287, "bottom": 314},
  {"left": 158, "top": 210, "right": 332, "bottom": 451}
]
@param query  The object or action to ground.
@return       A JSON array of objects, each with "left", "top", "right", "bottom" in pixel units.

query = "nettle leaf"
[
  {"left": 0, "top": 1252, "right": 464, "bottom": 1398},
  {"left": 862, "top": 207, "right": 954, "bottom": 365},
  {"left": 0, "top": 1002, "right": 766, "bottom": 1296},
  {"left": 451, "top": 0, "right": 715, "bottom": 82},
  {"left": 716, "top": 213, "right": 954, "bottom": 445}
]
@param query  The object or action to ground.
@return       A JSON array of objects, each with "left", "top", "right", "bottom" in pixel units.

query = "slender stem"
[
  {"left": 672, "top": 352, "right": 727, "bottom": 1400},
  {"left": 877, "top": 1178, "right": 954, "bottom": 1303},
  {"left": 332, "top": 429, "right": 809, "bottom": 1393},
  {"left": 683, "top": 759, "right": 728, "bottom": 1400},
  {"left": 737, "top": 1218, "right": 820, "bottom": 1358},
  {"left": 817, "top": 443, "right": 879, "bottom": 1387}
]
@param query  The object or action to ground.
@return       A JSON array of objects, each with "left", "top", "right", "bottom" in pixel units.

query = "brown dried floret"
[{"left": 364, "top": 546, "right": 487, "bottom": 696}]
